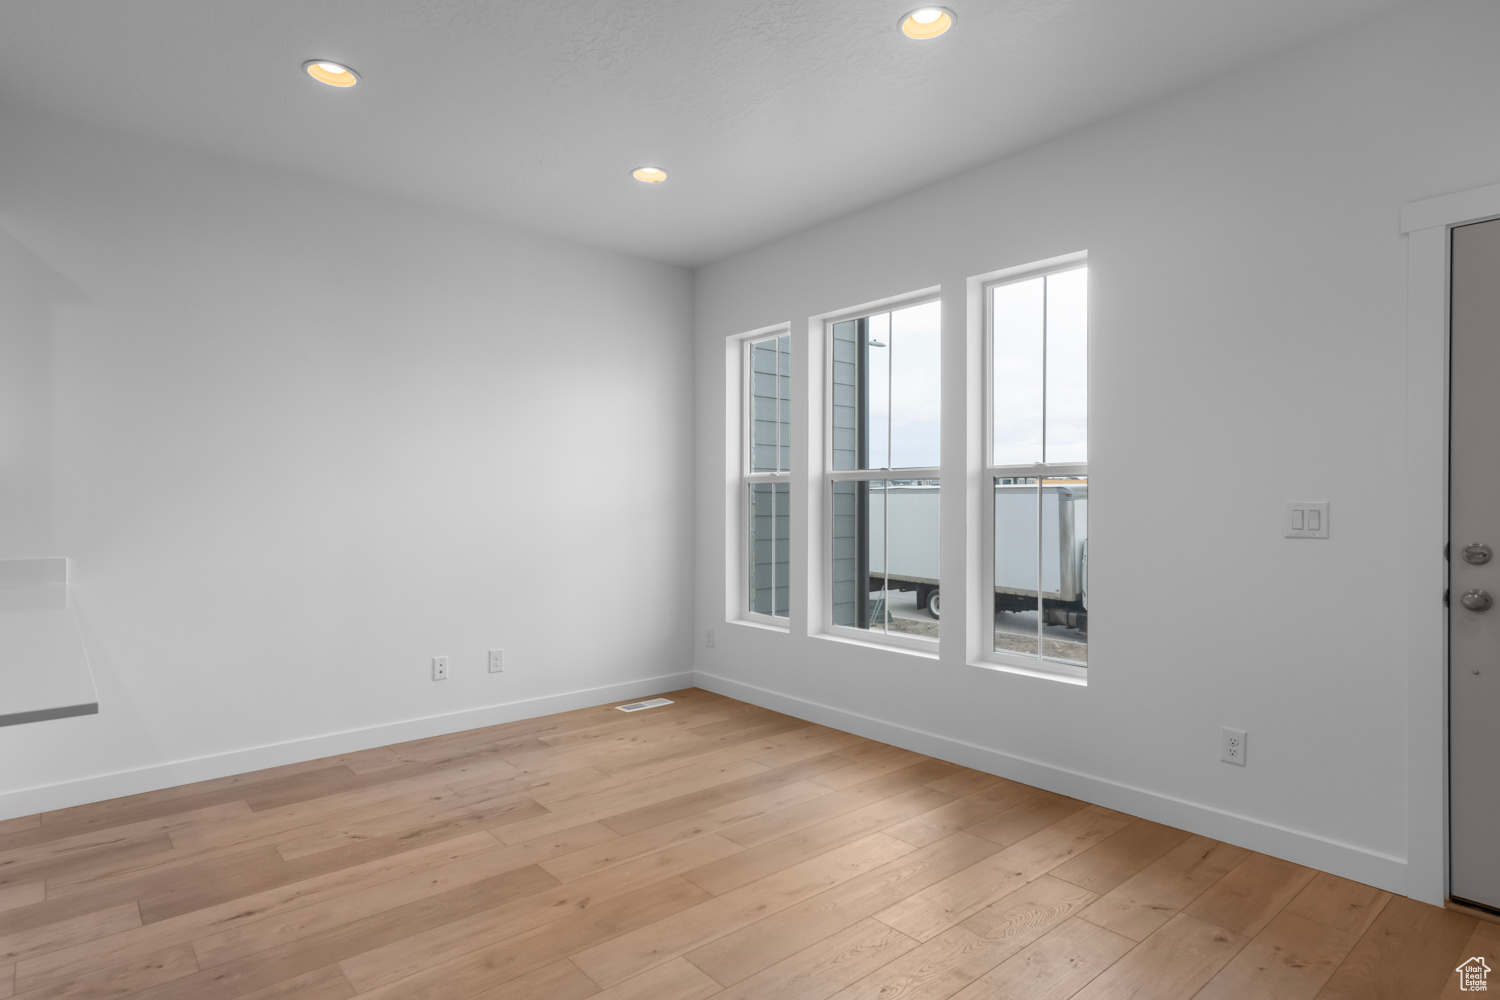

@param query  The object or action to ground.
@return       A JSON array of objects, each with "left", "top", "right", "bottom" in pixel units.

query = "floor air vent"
[{"left": 616, "top": 697, "right": 674, "bottom": 713}]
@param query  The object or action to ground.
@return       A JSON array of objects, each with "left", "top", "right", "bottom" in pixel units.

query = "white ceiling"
[{"left": 0, "top": 0, "right": 1423, "bottom": 266}]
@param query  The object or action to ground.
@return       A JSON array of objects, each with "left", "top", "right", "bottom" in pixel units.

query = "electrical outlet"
[
  {"left": 488, "top": 649, "right": 504, "bottom": 673},
  {"left": 705, "top": 628, "right": 715, "bottom": 649},
  {"left": 431, "top": 655, "right": 449, "bottom": 681},
  {"left": 1221, "top": 727, "right": 1247, "bottom": 765}
]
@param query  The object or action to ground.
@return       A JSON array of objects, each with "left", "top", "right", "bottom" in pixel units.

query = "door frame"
[{"left": 1402, "top": 181, "right": 1500, "bottom": 905}]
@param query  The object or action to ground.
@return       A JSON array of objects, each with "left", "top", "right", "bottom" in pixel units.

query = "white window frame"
[
  {"left": 981, "top": 253, "right": 1089, "bottom": 680},
  {"left": 740, "top": 325, "right": 792, "bottom": 628},
  {"left": 822, "top": 293, "right": 941, "bottom": 654}
]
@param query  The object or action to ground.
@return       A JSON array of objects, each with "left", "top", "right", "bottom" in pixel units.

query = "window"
[
  {"left": 987, "top": 263, "right": 1088, "bottom": 669},
  {"left": 827, "top": 298, "right": 941, "bottom": 647},
  {"left": 744, "top": 331, "right": 791, "bottom": 622}
]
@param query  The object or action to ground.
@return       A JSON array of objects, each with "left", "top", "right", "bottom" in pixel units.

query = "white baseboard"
[
  {"left": 1, "top": 667, "right": 1412, "bottom": 899},
  {"left": 0, "top": 672, "right": 694, "bottom": 819},
  {"left": 694, "top": 670, "right": 1408, "bottom": 895}
]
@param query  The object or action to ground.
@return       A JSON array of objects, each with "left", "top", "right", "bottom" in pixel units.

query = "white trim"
[
  {"left": 813, "top": 630, "right": 940, "bottom": 660},
  {"left": 729, "top": 321, "right": 794, "bottom": 343},
  {"left": 730, "top": 617, "right": 790, "bottom": 634},
  {"left": 970, "top": 251, "right": 1089, "bottom": 290},
  {"left": 1401, "top": 181, "right": 1500, "bottom": 906},
  {"left": 978, "top": 255, "right": 1090, "bottom": 679},
  {"left": 989, "top": 462, "right": 1088, "bottom": 479},
  {"left": 741, "top": 610, "right": 790, "bottom": 630},
  {"left": 1405, "top": 224, "right": 1448, "bottom": 907},
  {"left": 812, "top": 286, "right": 943, "bottom": 327},
  {"left": 695, "top": 670, "right": 1407, "bottom": 894},
  {"left": 974, "top": 654, "right": 1087, "bottom": 685},
  {"left": 827, "top": 467, "right": 941, "bottom": 482},
  {"left": 733, "top": 325, "right": 794, "bottom": 627},
  {"left": 1400, "top": 182, "right": 1500, "bottom": 234},
  {"left": 821, "top": 623, "right": 939, "bottom": 655},
  {"left": 5, "top": 662, "right": 1412, "bottom": 896},
  {"left": 0, "top": 671, "right": 694, "bottom": 820},
  {"left": 803, "top": 314, "right": 826, "bottom": 638},
  {"left": 723, "top": 334, "right": 745, "bottom": 625}
]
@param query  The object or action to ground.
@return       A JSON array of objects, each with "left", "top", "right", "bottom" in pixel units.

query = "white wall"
[
  {"left": 694, "top": 0, "right": 1500, "bottom": 898},
  {"left": 0, "top": 227, "right": 68, "bottom": 556},
  {"left": 0, "top": 110, "right": 696, "bottom": 813}
]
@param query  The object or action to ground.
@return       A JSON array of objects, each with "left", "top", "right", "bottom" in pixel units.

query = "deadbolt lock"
[
  {"left": 1460, "top": 589, "right": 1494, "bottom": 612},
  {"left": 1463, "top": 543, "right": 1493, "bottom": 565}
]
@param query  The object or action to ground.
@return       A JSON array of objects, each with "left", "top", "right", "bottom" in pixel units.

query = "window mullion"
[
  {"left": 988, "top": 462, "right": 1087, "bottom": 479},
  {"left": 829, "top": 467, "right": 939, "bottom": 482},
  {"left": 773, "top": 479, "right": 781, "bottom": 619},
  {"left": 884, "top": 319, "right": 893, "bottom": 636},
  {"left": 1035, "top": 477, "right": 1044, "bottom": 658},
  {"left": 1041, "top": 272, "right": 1049, "bottom": 463}
]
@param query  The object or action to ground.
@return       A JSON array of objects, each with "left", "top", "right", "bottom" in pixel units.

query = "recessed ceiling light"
[
  {"left": 304, "top": 60, "right": 359, "bottom": 88},
  {"left": 632, "top": 166, "right": 668, "bottom": 184},
  {"left": 900, "top": 7, "right": 954, "bottom": 39}
]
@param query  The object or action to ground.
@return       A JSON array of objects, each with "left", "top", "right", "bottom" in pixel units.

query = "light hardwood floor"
[{"left": 0, "top": 688, "right": 1492, "bottom": 1000}]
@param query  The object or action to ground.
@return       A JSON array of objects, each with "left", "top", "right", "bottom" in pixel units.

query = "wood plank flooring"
[{"left": 0, "top": 688, "right": 1488, "bottom": 1000}]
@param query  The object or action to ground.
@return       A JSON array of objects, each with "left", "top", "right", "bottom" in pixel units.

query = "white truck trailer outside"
[{"left": 867, "top": 480, "right": 1087, "bottom": 631}]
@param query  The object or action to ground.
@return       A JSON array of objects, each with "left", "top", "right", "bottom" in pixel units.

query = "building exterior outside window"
[
  {"left": 827, "top": 298, "right": 941, "bottom": 648},
  {"left": 745, "top": 331, "right": 790, "bottom": 622}
]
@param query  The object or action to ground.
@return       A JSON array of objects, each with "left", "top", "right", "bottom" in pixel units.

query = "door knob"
[
  {"left": 1463, "top": 543, "right": 1493, "bottom": 565},
  {"left": 1461, "top": 589, "right": 1493, "bottom": 612}
]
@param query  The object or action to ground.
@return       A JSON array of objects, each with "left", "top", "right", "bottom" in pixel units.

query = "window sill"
[
  {"left": 971, "top": 655, "right": 1087, "bottom": 686},
  {"left": 731, "top": 617, "right": 790, "bottom": 634},
  {"left": 815, "top": 629, "right": 940, "bottom": 660}
]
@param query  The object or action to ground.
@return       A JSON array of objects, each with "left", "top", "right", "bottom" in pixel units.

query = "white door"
[{"left": 1450, "top": 217, "right": 1500, "bottom": 914}]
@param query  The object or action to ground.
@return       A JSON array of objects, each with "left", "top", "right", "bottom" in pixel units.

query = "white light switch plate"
[{"left": 1285, "top": 502, "right": 1329, "bottom": 539}]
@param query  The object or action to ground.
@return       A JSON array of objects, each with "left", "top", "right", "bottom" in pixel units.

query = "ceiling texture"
[{"left": 0, "top": 0, "right": 1423, "bottom": 266}]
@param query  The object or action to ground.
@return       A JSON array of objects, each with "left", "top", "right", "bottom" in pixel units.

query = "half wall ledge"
[{"left": 0, "top": 557, "right": 98, "bottom": 729}]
